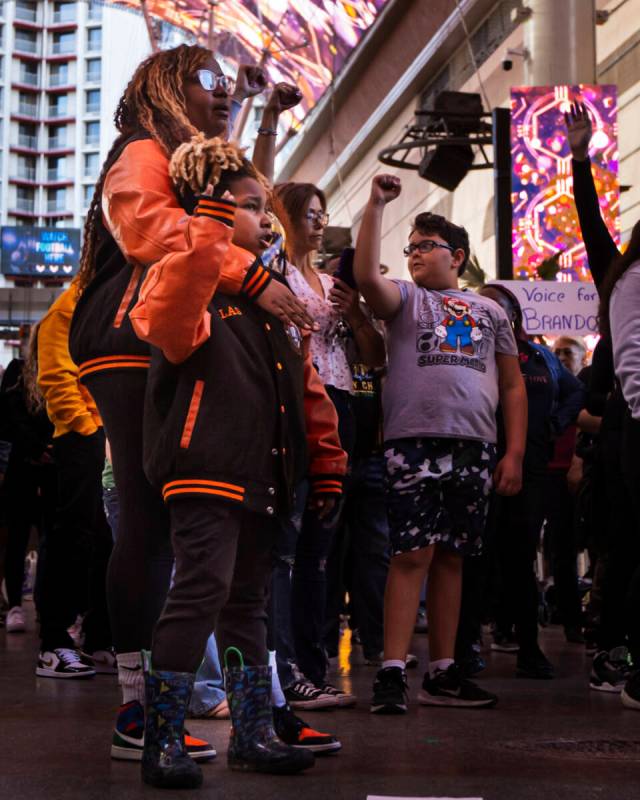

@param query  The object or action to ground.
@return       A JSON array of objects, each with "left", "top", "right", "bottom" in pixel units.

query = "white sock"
[
  {"left": 117, "top": 651, "right": 145, "bottom": 705},
  {"left": 269, "top": 650, "right": 286, "bottom": 708},
  {"left": 382, "top": 659, "right": 406, "bottom": 671},
  {"left": 429, "top": 658, "right": 454, "bottom": 678}
]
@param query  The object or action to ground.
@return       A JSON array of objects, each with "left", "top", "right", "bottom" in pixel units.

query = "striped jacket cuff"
[
  {"left": 194, "top": 196, "right": 236, "bottom": 227},
  {"left": 309, "top": 474, "right": 344, "bottom": 496},
  {"left": 241, "top": 259, "right": 273, "bottom": 301}
]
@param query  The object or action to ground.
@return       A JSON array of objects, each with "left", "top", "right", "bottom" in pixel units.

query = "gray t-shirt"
[
  {"left": 611, "top": 260, "right": 640, "bottom": 420},
  {"left": 382, "top": 281, "right": 518, "bottom": 444}
]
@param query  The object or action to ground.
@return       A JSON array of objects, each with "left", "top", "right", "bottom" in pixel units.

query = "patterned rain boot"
[
  {"left": 224, "top": 647, "right": 315, "bottom": 774},
  {"left": 140, "top": 651, "right": 203, "bottom": 789}
]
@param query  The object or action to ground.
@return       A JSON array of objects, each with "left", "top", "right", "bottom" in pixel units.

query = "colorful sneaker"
[
  {"left": 111, "top": 700, "right": 216, "bottom": 761},
  {"left": 36, "top": 648, "right": 96, "bottom": 679},
  {"left": 273, "top": 704, "right": 341, "bottom": 753},
  {"left": 370, "top": 666, "right": 408, "bottom": 714},
  {"left": 319, "top": 682, "right": 356, "bottom": 708},
  {"left": 81, "top": 648, "right": 117, "bottom": 675},
  {"left": 621, "top": 671, "right": 640, "bottom": 711},
  {"left": 418, "top": 664, "right": 498, "bottom": 708},
  {"left": 590, "top": 648, "right": 633, "bottom": 693},
  {"left": 6, "top": 606, "right": 26, "bottom": 633},
  {"left": 284, "top": 680, "right": 338, "bottom": 710}
]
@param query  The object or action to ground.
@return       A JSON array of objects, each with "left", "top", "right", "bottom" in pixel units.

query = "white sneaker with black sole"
[
  {"left": 590, "top": 648, "right": 632, "bottom": 693},
  {"left": 284, "top": 680, "right": 338, "bottom": 710},
  {"left": 36, "top": 648, "right": 96, "bottom": 679}
]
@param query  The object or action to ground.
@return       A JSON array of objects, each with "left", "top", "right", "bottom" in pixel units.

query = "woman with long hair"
[
  {"left": 599, "top": 221, "right": 640, "bottom": 709},
  {"left": 68, "top": 44, "right": 311, "bottom": 767},
  {"left": 269, "top": 183, "right": 385, "bottom": 707}
]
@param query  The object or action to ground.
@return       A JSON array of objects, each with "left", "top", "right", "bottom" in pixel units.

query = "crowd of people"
[{"left": 0, "top": 46, "right": 638, "bottom": 791}]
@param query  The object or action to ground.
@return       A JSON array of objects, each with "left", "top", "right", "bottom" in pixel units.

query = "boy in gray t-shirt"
[{"left": 354, "top": 174, "right": 527, "bottom": 713}]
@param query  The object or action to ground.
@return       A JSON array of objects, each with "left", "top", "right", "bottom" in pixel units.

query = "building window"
[
  {"left": 86, "top": 58, "right": 101, "bottom": 82},
  {"left": 48, "top": 187, "right": 67, "bottom": 213},
  {"left": 48, "top": 156, "right": 67, "bottom": 181},
  {"left": 17, "top": 185, "right": 35, "bottom": 212},
  {"left": 15, "top": 0, "right": 37, "bottom": 23},
  {"left": 85, "top": 120, "right": 100, "bottom": 147},
  {"left": 88, "top": 1, "right": 102, "bottom": 21},
  {"left": 17, "top": 155, "right": 37, "bottom": 181},
  {"left": 15, "top": 28, "right": 38, "bottom": 54},
  {"left": 49, "top": 94, "right": 68, "bottom": 119},
  {"left": 52, "top": 31, "right": 75, "bottom": 56},
  {"left": 84, "top": 152, "right": 99, "bottom": 178},
  {"left": 83, "top": 184, "right": 95, "bottom": 208},
  {"left": 18, "top": 91, "right": 38, "bottom": 118},
  {"left": 18, "top": 123, "right": 38, "bottom": 150},
  {"left": 19, "top": 60, "right": 39, "bottom": 87},
  {"left": 87, "top": 27, "right": 102, "bottom": 52},
  {"left": 85, "top": 88, "right": 100, "bottom": 114},
  {"left": 48, "top": 125, "right": 67, "bottom": 149},
  {"left": 53, "top": 2, "right": 76, "bottom": 25},
  {"left": 50, "top": 63, "right": 69, "bottom": 87}
]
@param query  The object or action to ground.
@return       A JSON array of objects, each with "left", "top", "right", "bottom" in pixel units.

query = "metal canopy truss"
[{"left": 378, "top": 110, "right": 495, "bottom": 171}]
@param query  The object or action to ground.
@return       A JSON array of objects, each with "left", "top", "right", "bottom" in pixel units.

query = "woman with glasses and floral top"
[{"left": 269, "top": 183, "right": 385, "bottom": 710}]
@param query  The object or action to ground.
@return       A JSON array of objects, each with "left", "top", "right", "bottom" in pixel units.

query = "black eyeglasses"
[
  {"left": 403, "top": 240, "right": 455, "bottom": 257},
  {"left": 196, "top": 69, "right": 236, "bottom": 95},
  {"left": 305, "top": 210, "right": 330, "bottom": 226}
]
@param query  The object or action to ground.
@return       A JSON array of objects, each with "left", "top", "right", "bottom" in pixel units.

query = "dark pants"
[
  {"left": 324, "top": 455, "right": 389, "bottom": 659},
  {"left": 488, "top": 477, "right": 546, "bottom": 655},
  {"left": 152, "top": 497, "right": 277, "bottom": 674},
  {"left": 3, "top": 461, "right": 56, "bottom": 608},
  {"left": 618, "top": 414, "right": 640, "bottom": 664},
  {"left": 544, "top": 470, "right": 582, "bottom": 630},
  {"left": 38, "top": 430, "right": 112, "bottom": 653},
  {"left": 86, "top": 372, "right": 174, "bottom": 654}
]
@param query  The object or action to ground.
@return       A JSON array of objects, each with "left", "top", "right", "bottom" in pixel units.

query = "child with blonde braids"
[{"left": 127, "top": 136, "right": 347, "bottom": 789}]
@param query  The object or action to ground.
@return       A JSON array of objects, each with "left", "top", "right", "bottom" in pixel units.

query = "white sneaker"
[
  {"left": 320, "top": 682, "right": 357, "bottom": 707},
  {"left": 82, "top": 648, "right": 117, "bottom": 675},
  {"left": 6, "top": 606, "right": 26, "bottom": 633},
  {"left": 36, "top": 648, "right": 96, "bottom": 679}
]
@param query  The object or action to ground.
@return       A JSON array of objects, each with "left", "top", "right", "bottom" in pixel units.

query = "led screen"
[
  {"left": 106, "top": 0, "right": 389, "bottom": 125},
  {"left": 510, "top": 84, "right": 619, "bottom": 281},
  {"left": 1, "top": 227, "right": 81, "bottom": 277}
]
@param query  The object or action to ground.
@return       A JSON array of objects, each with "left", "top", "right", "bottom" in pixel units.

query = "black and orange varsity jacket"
[
  {"left": 129, "top": 197, "right": 347, "bottom": 516},
  {"left": 69, "top": 136, "right": 271, "bottom": 386}
]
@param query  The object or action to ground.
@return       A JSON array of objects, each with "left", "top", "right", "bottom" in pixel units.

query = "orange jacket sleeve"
[
  {"left": 37, "top": 285, "right": 101, "bottom": 438},
  {"left": 129, "top": 198, "right": 256, "bottom": 365},
  {"left": 102, "top": 139, "right": 250, "bottom": 295},
  {"left": 302, "top": 339, "right": 348, "bottom": 495}
]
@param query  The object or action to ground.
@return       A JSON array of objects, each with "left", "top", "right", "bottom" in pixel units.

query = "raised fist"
[
  {"left": 371, "top": 174, "right": 401, "bottom": 205},
  {"left": 266, "top": 83, "right": 303, "bottom": 115}
]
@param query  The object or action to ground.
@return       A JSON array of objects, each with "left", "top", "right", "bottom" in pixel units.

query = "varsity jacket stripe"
[
  {"left": 241, "top": 261, "right": 272, "bottom": 301},
  {"left": 113, "top": 265, "right": 143, "bottom": 329},
  {"left": 194, "top": 197, "right": 237, "bottom": 227},
  {"left": 180, "top": 380, "right": 204, "bottom": 449},
  {"left": 78, "top": 354, "right": 151, "bottom": 379},
  {"left": 162, "top": 478, "right": 246, "bottom": 504}
]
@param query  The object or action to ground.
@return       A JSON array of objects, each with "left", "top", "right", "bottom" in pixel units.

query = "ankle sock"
[
  {"left": 382, "top": 659, "right": 406, "bottom": 671},
  {"left": 269, "top": 650, "right": 287, "bottom": 708},
  {"left": 429, "top": 658, "right": 454, "bottom": 678},
  {"left": 117, "top": 651, "right": 145, "bottom": 705}
]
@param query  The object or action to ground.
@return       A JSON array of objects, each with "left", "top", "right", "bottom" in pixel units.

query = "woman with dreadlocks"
[
  {"left": 68, "top": 44, "right": 309, "bottom": 768},
  {"left": 126, "top": 135, "right": 346, "bottom": 789}
]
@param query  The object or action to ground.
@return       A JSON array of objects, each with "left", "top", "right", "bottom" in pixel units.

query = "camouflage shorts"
[{"left": 384, "top": 437, "right": 497, "bottom": 556}]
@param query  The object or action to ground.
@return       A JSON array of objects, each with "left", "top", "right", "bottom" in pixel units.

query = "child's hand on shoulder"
[
  {"left": 371, "top": 174, "right": 401, "bottom": 206},
  {"left": 493, "top": 452, "right": 522, "bottom": 496}
]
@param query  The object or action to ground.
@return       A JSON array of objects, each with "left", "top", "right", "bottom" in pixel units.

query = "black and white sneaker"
[
  {"left": 319, "top": 682, "right": 356, "bottom": 707},
  {"left": 36, "top": 648, "right": 96, "bottom": 679},
  {"left": 418, "top": 664, "right": 497, "bottom": 708},
  {"left": 284, "top": 680, "right": 338, "bottom": 710},
  {"left": 370, "top": 667, "right": 408, "bottom": 714},
  {"left": 621, "top": 671, "right": 640, "bottom": 711},
  {"left": 590, "top": 648, "right": 633, "bottom": 692}
]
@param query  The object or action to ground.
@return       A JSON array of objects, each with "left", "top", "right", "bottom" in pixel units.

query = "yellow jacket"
[{"left": 37, "top": 284, "right": 101, "bottom": 438}]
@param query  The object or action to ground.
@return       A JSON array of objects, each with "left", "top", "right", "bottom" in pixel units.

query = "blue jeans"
[
  {"left": 268, "top": 481, "right": 341, "bottom": 688},
  {"left": 103, "top": 486, "right": 120, "bottom": 543},
  {"left": 189, "top": 634, "right": 226, "bottom": 715}
]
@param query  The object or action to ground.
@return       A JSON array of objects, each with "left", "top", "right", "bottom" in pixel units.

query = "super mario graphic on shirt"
[{"left": 434, "top": 296, "right": 483, "bottom": 355}]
